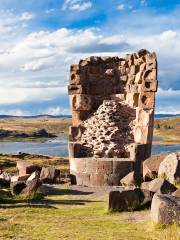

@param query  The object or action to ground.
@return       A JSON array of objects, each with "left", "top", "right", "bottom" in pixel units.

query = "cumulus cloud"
[
  {"left": 0, "top": 87, "right": 67, "bottom": 104},
  {"left": 160, "top": 30, "right": 177, "bottom": 41},
  {"left": 62, "top": 0, "right": 92, "bottom": 12},
  {"left": 117, "top": 4, "right": 125, "bottom": 11},
  {"left": 43, "top": 106, "right": 70, "bottom": 115},
  {"left": 0, "top": 109, "right": 30, "bottom": 116},
  {"left": 19, "top": 12, "right": 35, "bottom": 21}
]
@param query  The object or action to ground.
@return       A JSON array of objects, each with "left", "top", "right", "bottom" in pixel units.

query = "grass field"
[
  {"left": 0, "top": 186, "right": 180, "bottom": 240},
  {"left": 0, "top": 153, "right": 69, "bottom": 175},
  {"left": 0, "top": 116, "right": 180, "bottom": 144},
  {"left": 0, "top": 117, "right": 71, "bottom": 135},
  {"left": 154, "top": 116, "right": 180, "bottom": 144}
]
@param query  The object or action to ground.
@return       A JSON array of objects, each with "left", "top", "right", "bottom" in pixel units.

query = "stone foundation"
[{"left": 70, "top": 158, "right": 134, "bottom": 186}]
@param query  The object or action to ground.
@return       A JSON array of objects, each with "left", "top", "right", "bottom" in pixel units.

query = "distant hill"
[
  {"left": 155, "top": 114, "right": 180, "bottom": 119},
  {"left": 0, "top": 113, "right": 179, "bottom": 119},
  {"left": 0, "top": 114, "right": 72, "bottom": 119}
]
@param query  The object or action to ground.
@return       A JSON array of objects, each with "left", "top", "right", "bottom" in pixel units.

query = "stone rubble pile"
[
  {"left": 0, "top": 161, "right": 61, "bottom": 196},
  {"left": 81, "top": 100, "right": 135, "bottom": 158},
  {"left": 108, "top": 151, "right": 180, "bottom": 225}
]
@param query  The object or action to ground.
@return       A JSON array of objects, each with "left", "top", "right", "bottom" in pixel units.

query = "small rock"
[
  {"left": 158, "top": 152, "right": 180, "bottom": 183},
  {"left": 0, "top": 172, "right": 11, "bottom": 187},
  {"left": 109, "top": 188, "right": 153, "bottom": 211},
  {"left": 40, "top": 167, "right": 60, "bottom": 184},
  {"left": 11, "top": 181, "right": 26, "bottom": 195},
  {"left": 120, "top": 171, "right": 141, "bottom": 187},
  {"left": 20, "top": 179, "right": 42, "bottom": 195},
  {"left": 143, "top": 154, "right": 167, "bottom": 181},
  {"left": 17, "top": 161, "right": 39, "bottom": 176},
  {"left": 11, "top": 175, "right": 31, "bottom": 182},
  {"left": 142, "top": 178, "right": 177, "bottom": 194},
  {"left": 151, "top": 194, "right": 180, "bottom": 224},
  {"left": 27, "top": 171, "right": 40, "bottom": 181}
]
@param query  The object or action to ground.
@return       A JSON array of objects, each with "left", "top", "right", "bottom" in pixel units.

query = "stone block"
[
  {"left": 138, "top": 92, "right": 155, "bottom": 109},
  {"left": 143, "top": 154, "right": 167, "bottom": 181},
  {"left": 90, "top": 173, "right": 105, "bottom": 186},
  {"left": 158, "top": 152, "right": 180, "bottom": 183},
  {"left": 151, "top": 194, "right": 180, "bottom": 224},
  {"left": 136, "top": 108, "right": 154, "bottom": 127},
  {"left": 71, "top": 94, "right": 91, "bottom": 111},
  {"left": 134, "top": 125, "right": 153, "bottom": 144},
  {"left": 126, "top": 93, "right": 139, "bottom": 107},
  {"left": 68, "top": 85, "right": 83, "bottom": 95},
  {"left": 69, "top": 126, "right": 82, "bottom": 141},
  {"left": 68, "top": 142, "right": 86, "bottom": 158},
  {"left": 17, "top": 161, "right": 38, "bottom": 177},
  {"left": 142, "top": 178, "right": 177, "bottom": 194}
]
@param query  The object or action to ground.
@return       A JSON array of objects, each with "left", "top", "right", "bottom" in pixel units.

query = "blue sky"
[{"left": 0, "top": 0, "right": 180, "bottom": 115}]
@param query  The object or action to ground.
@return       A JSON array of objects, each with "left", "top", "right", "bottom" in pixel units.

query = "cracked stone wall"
[{"left": 68, "top": 49, "right": 158, "bottom": 186}]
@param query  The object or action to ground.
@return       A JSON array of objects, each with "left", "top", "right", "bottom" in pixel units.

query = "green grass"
[
  {"left": 0, "top": 153, "right": 69, "bottom": 174},
  {"left": 154, "top": 116, "right": 180, "bottom": 144},
  {"left": 0, "top": 186, "right": 179, "bottom": 240}
]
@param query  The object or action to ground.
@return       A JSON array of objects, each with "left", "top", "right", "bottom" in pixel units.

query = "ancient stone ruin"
[{"left": 68, "top": 49, "right": 158, "bottom": 186}]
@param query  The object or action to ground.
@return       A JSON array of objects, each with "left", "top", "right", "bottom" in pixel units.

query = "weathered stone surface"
[
  {"left": 70, "top": 158, "right": 134, "bottom": 186},
  {"left": 172, "top": 189, "right": 180, "bottom": 198},
  {"left": 68, "top": 50, "right": 158, "bottom": 186},
  {"left": 158, "top": 152, "right": 180, "bottom": 183},
  {"left": 0, "top": 172, "right": 11, "bottom": 187},
  {"left": 11, "top": 181, "right": 26, "bottom": 195},
  {"left": 120, "top": 171, "right": 141, "bottom": 187},
  {"left": 151, "top": 194, "right": 180, "bottom": 224},
  {"left": 40, "top": 167, "right": 60, "bottom": 184},
  {"left": 11, "top": 174, "right": 31, "bottom": 182},
  {"left": 141, "top": 178, "right": 177, "bottom": 194},
  {"left": 17, "top": 161, "right": 38, "bottom": 176},
  {"left": 109, "top": 188, "right": 153, "bottom": 211},
  {"left": 20, "top": 179, "right": 42, "bottom": 195},
  {"left": 143, "top": 154, "right": 167, "bottom": 181},
  {"left": 27, "top": 171, "right": 39, "bottom": 181}
]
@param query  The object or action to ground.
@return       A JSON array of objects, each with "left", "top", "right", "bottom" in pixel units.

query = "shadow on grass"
[
  {"left": 46, "top": 186, "right": 94, "bottom": 196},
  {"left": 0, "top": 198, "right": 102, "bottom": 209}
]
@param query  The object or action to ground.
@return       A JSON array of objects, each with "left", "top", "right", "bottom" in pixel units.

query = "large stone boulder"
[
  {"left": 120, "top": 171, "right": 141, "bottom": 187},
  {"left": 11, "top": 174, "right": 31, "bottom": 182},
  {"left": 158, "top": 152, "right": 180, "bottom": 183},
  {"left": 20, "top": 179, "right": 42, "bottom": 195},
  {"left": 141, "top": 178, "right": 177, "bottom": 194},
  {"left": 10, "top": 181, "right": 26, "bottom": 195},
  {"left": 17, "top": 161, "right": 40, "bottom": 176},
  {"left": 143, "top": 154, "right": 167, "bottom": 181},
  {"left": 27, "top": 171, "right": 40, "bottom": 181},
  {"left": 0, "top": 172, "right": 11, "bottom": 187},
  {"left": 151, "top": 194, "right": 180, "bottom": 224},
  {"left": 109, "top": 188, "right": 153, "bottom": 211},
  {"left": 40, "top": 167, "right": 60, "bottom": 184}
]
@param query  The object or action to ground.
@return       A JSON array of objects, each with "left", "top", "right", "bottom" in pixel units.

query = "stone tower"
[{"left": 68, "top": 49, "right": 158, "bottom": 186}]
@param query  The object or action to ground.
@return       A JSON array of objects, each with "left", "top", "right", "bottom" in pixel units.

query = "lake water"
[{"left": 0, "top": 134, "right": 179, "bottom": 157}]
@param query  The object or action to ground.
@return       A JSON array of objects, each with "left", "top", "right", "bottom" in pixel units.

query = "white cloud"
[
  {"left": 0, "top": 10, "right": 34, "bottom": 36},
  {"left": 19, "top": 12, "right": 35, "bottom": 21},
  {"left": 62, "top": 0, "right": 92, "bottom": 12},
  {"left": 0, "top": 109, "right": 30, "bottom": 116},
  {"left": 45, "top": 9, "right": 56, "bottom": 14},
  {"left": 160, "top": 30, "right": 177, "bottom": 41},
  {"left": 43, "top": 106, "right": 70, "bottom": 115},
  {"left": 0, "top": 87, "right": 67, "bottom": 104},
  {"left": 117, "top": 4, "right": 125, "bottom": 11}
]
